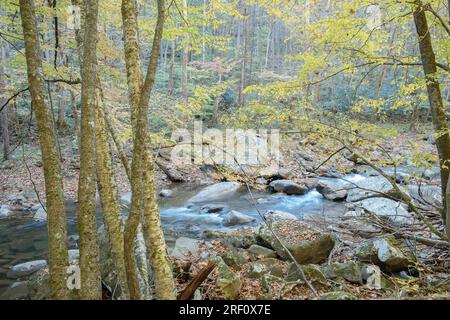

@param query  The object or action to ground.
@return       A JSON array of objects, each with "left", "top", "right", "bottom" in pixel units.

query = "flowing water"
[{"left": 0, "top": 174, "right": 365, "bottom": 297}]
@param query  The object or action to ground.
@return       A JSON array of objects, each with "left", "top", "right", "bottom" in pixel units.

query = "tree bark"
[
  {"left": 0, "top": 44, "right": 9, "bottom": 160},
  {"left": 19, "top": 0, "right": 70, "bottom": 299},
  {"left": 413, "top": 3, "right": 450, "bottom": 224},
  {"left": 95, "top": 83, "right": 129, "bottom": 299},
  {"left": 121, "top": 0, "right": 176, "bottom": 300},
  {"left": 77, "top": 0, "right": 101, "bottom": 299},
  {"left": 181, "top": 0, "right": 189, "bottom": 104}
]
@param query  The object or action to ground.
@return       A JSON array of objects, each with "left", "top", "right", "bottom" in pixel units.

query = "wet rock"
[
  {"left": 200, "top": 204, "right": 226, "bottom": 214},
  {"left": 0, "top": 281, "right": 29, "bottom": 300},
  {"left": 120, "top": 192, "right": 131, "bottom": 205},
  {"left": 33, "top": 206, "right": 47, "bottom": 222},
  {"left": 244, "top": 258, "right": 284, "bottom": 279},
  {"left": 211, "top": 256, "right": 241, "bottom": 299},
  {"left": 321, "top": 291, "right": 356, "bottom": 300},
  {"left": 269, "top": 180, "right": 308, "bottom": 195},
  {"left": 355, "top": 236, "right": 416, "bottom": 272},
  {"left": 188, "top": 182, "right": 241, "bottom": 203},
  {"left": 247, "top": 244, "right": 277, "bottom": 258},
  {"left": 256, "top": 219, "right": 335, "bottom": 265},
  {"left": 0, "top": 204, "right": 11, "bottom": 218},
  {"left": 171, "top": 237, "right": 201, "bottom": 259},
  {"left": 222, "top": 210, "right": 256, "bottom": 227},
  {"left": 303, "top": 178, "right": 320, "bottom": 190},
  {"left": 317, "top": 181, "right": 348, "bottom": 201},
  {"left": 7, "top": 260, "right": 47, "bottom": 278},
  {"left": 321, "top": 262, "right": 363, "bottom": 284},
  {"left": 159, "top": 189, "right": 173, "bottom": 198},
  {"left": 260, "top": 167, "right": 293, "bottom": 180}
]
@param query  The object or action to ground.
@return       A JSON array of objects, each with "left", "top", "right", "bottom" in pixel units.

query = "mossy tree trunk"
[
  {"left": 19, "top": 0, "right": 70, "bottom": 299},
  {"left": 413, "top": 2, "right": 450, "bottom": 228},
  {"left": 121, "top": 0, "right": 176, "bottom": 299},
  {"left": 77, "top": 0, "right": 101, "bottom": 299}
]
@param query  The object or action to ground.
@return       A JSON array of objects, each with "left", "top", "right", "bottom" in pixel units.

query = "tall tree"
[
  {"left": 121, "top": 0, "right": 176, "bottom": 299},
  {"left": 77, "top": 0, "right": 101, "bottom": 299},
  {"left": 19, "top": 0, "right": 70, "bottom": 299},
  {"left": 413, "top": 1, "right": 450, "bottom": 229},
  {"left": 0, "top": 43, "right": 9, "bottom": 161}
]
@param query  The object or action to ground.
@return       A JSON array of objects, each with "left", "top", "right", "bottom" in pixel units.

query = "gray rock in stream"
[
  {"left": 7, "top": 260, "right": 47, "bottom": 279},
  {"left": 317, "top": 180, "right": 348, "bottom": 201},
  {"left": 222, "top": 210, "right": 256, "bottom": 227},
  {"left": 346, "top": 176, "right": 394, "bottom": 202},
  {"left": 188, "top": 182, "right": 242, "bottom": 203},
  {"left": 269, "top": 180, "right": 308, "bottom": 195},
  {"left": 0, "top": 205, "right": 11, "bottom": 218}
]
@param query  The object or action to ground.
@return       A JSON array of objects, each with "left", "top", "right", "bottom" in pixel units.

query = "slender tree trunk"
[
  {"left": 168, "top": 40, "right": 175, "bottom": 96},
  {"left": 413, "top": 2, "right": 450, "bottom": 225},
  {"left": 95, "top": 83, "right": 129, "bottom": 299},
  {"left": 181, "top": 0, "right": 189, "bottom": 104},
  {"left": 19, "top": 0, "right": 70, "bottom": 299},
  {"left": 77, "top": 0, "right": 101, "bottom": 299},
  {"left": 121, "top": 0, "right": 176, "bottom": 300},
  {"left": 0, "top": 44, "right": 9, "bottom": 161}
]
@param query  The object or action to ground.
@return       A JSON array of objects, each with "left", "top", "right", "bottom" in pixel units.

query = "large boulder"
[
  {"left": 222, "top": 210, "right": 256, "bottom": 227},
  {"left": 350, "top": 198, "right": 414, "bottom": 226},
  {"left": 317, "top": 180, "right": 348, "bottom": 201},
  {"left": 244, "top": 258, "right": 284, "bottom": 279},
  {"left": 188, "top": 182, "right": 241, "bottom": 203},
  {"left": 321, "top": 262, "right": 363, "bottom": 284},
  {"left": 256, "top": 219, "right": 335, "bottom": 265},
  {"left": 347, "top": 176, "right": 394, "bottom": 202},
  {"left": 247, "top": 244, "right": 277, "bottom": 258},
  {"left": 211, "top": 256, "right": 241, "bottom": 299},
  {"left": 269, "top": 180, "right": 308, "bottom": 195},
  {"left": 355, "top": 236, "right": 416, "bottom": 272},
  {"left": 7, "top": 260, "right": 47, "bottom": 279}
]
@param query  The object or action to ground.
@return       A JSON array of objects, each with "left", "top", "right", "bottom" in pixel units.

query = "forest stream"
[{"left": 0, "top": 173, "right": 368, "bottom": 298}]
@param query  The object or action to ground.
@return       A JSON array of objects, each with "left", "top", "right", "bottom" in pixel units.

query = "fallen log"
[{"left": 177, "top": 261, "right": 216, "bottom": 300}]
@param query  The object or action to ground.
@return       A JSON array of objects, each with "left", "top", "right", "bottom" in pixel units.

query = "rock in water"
[
  {"left": 222, "top": 210, "right": 256, "bottom": 226},
  {"left": 269, "top": 180, "right": 308, "bottom": 195},
  {"left": 7, "top": 260, "right": 47, "bottom": 278},
  {"left": 0, "top": 205, "right": 10, "bottom": 218},
  {"left": 256, "top": 218, "right": 335, "bottom": 264},
  {"left": 355, "top": 236, "right": 416, "bottom": 272},
  {"left": 188, "top": 182, "right": 241, "bottom": 203},
  {"left": 33, "top": 206, "right": 47, "bottom": 222},
  {"left": 346, "top": 176, "right": 394, "bottom": 202},
  {"left": 316, "top": 181, "right": 348, "bottom": 201},
  {"left": 159, "top": 189, "right": 174, "bottom": 198}
]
